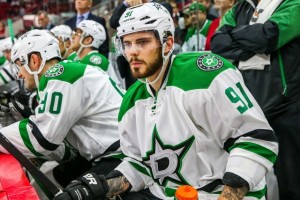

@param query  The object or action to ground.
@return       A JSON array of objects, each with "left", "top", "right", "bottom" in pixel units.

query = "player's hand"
[
  {"left": 53, "top": 192, "right": 72, "bottom": 200},
  {"left": 53, "top": 172, "right": 108, "bottom": 200},
  {"left": 9, "top": 99, "right": 33, "bottom": 118},
  {"left": 217, "top": 185, "right": 248, "bottom": 200},
  {"left": 8, "top": 90, "right": 37, "bottom": 119}
]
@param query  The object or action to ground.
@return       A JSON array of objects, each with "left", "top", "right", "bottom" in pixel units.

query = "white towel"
[{"left": 238, "top": 0, "right": 283, "bottom": 70}]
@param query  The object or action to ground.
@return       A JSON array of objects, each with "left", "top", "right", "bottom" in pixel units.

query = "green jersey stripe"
[
  {"left": 129, "top": 161, "right": 151, "bottom": 177},
  {"left": 19, "top": 119, "right": 44, "bottom": 157},
  {"left": 0, "top": 72, "right": 8, "bottom": 84},
  {"left": 109, "top": 78, "right": 124, "bottom": 97},
  {"left": 245, "top": 186, "right": 267, "bottom": 199},
  {"left": 229, "top": 142, "right": 277, "bottom": 163}
]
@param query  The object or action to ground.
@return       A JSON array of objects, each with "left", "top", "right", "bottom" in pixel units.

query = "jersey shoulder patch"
[
  {"left": 167, "top": 52, "right": 235, "bottom": 91},
  {"left": 39, "top": 61, "right": 86, "bottom": 92},
  {"left": 45, "top": 64, "right": 64, "bottom": 77},
  {"left": 89, "top": 55, "right": 102, "bottom": 65},
  {"left": 197, "top": 54, "right": 223, "bottom": 71}
]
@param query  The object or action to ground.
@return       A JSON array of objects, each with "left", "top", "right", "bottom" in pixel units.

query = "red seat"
[{"left": 0, "top": 154, "right": 39, "bottom": 200}]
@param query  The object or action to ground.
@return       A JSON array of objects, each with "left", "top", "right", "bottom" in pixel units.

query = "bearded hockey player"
[{"left": 54, "top": 3, "right": 278, "bottom": 200}]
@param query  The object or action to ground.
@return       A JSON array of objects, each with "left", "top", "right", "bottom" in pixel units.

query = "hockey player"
[
  {"left": 69, "top": 19, "right": 122, "bottom": 87},
  {"left": 0, "top": 37, "right": 18, "bottom": 86},
  {"left": 68, "top": 20, "right": 108, "bottom": 70},
  {"left": 0, "top": 29, "right": 124, "bottom": 187},
  {"left": 54, "top": 3, "right": 278, "bottom": 200},
  {"left": 50, "top": 25, "right": 73, "bottom": 60},
  {"left": 0, "top": 51, "right": 11, "bottom": 86},
  {"left": 6, "top": 38, "right": 38, "bottom": 120}
]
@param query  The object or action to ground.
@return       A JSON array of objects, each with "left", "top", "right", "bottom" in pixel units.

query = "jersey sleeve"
[
  {"left": 187, "top": 68, "right": 278, "bottom": 190},
  {"left": 0, "top": 78, "right": 88, "bottom": 161},
  {"left": 0, "top": 120, "right": 67, "bottom": 161},
  {"left": 115, "top": 117, "right": 153, "bottom": 191}
]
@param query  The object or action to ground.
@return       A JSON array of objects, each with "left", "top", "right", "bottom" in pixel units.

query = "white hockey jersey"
[
  {"left": 0, "top": 61, "right": 124, "bottom": 161},
  {"left": 115, "top": 53, "right": 278, "bottom": 199},
  {"left": 0, "top": 60, "right": 16, "bottom": 86}
]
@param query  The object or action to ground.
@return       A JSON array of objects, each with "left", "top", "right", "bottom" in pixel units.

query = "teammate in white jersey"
[
  {"left": 0, "top": 37, "right": 18, "bottom": 86},
  {"left": 50, "top": 25, "right": 73, "bottom": 60},
  {"left": 0, "top": 29, "right": 124, "bottom": 187},
  {"left": 54, "top": 3, "right": 278, "bottom": 200},
  {"left": 68, "top": 20, "right": 108, "bottom": 71},
  {"left": 69, "top": 20, "right": 122, "bottom": 87}
]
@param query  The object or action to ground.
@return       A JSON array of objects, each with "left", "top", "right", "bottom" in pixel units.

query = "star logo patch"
[
  {"left": 197, "top": 54, "right": 223, "bottom": 71},
  {"left": 143, "top": 125, "right": 195, "bottom": 186},
  {"left": 90, "top": 55, "right": 102, "bottom": 65},
  {"left": 45, "top": 64, "right": 64, "bottom": 77}
]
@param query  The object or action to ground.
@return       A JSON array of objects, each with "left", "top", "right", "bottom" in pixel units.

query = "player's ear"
[
  {"left": 164, "top": 36, "right": 174, "bottom": 55},
  {"left": 29, "top": 53, "right": 42, "bottom": 71}
]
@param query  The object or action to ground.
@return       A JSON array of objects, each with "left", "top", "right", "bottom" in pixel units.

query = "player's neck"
[
  {"left": 78, "top": 48, "right": 92, "bottom": 59},
  {"left": 148, "top": 58, "right": 170, "bottom": 92}
]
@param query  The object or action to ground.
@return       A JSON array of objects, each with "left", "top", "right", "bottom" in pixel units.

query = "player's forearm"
[
  {"left": 105, "top": 177, "right": 248, "bottom": 199},
  {"left": 218, "top": 185, "right": 248, "bottom": 200},
  {"left": 106, "top": 175, "right": 131, "bottom": 198}
]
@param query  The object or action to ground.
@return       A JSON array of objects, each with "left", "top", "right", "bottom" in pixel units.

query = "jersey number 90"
[{"left": 38, "top": 92, "right": 63, "bottom": 114}]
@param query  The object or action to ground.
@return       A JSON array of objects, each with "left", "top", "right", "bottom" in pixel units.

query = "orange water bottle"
[{"left": 175, "top": 185, "right": 198, "bottom": 200}]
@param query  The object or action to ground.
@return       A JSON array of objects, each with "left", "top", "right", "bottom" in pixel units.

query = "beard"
[
  {"left": 24, "top": 79, "right": 37, "bottom": 91},
  {"left": 129, "top": 47, "right": 163, "bottom": 79}
]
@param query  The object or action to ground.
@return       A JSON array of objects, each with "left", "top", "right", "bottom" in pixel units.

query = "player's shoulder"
[
  {"left": 118, "top": 81, "right": 150, "bottom": 121},
  {"left": 167, "top": 52, "right": 236, "bottom": 90},
  {"left": 39, "top": 61, "right": 87, "bottom": 91},
  {"left": 86, "top": 52, "right": 108, "bottom": 65}
]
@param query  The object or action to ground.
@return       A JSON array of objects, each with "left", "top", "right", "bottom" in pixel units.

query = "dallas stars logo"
[
  {"left": 45, "top": 64, "right": 64, "bottom": 77},
  {"left": 143, "top": 125, "right": 195, "bottom": 186},
  {"left": 90, "top": 55, "right": 102, "bottom": 65},
  {"left": 197, "top": 54, "right": 223, "bottom": 71}
]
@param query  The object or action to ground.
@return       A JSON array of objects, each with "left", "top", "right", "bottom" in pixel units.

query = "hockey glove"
[
  {"left": 9, "top": 99, "right": 33, "bottom": 119},
  {"left": 54, "top": 172, "right": 108, "bottom": 200},
  {"left": 9, "top": 90, "right": 37, "bottom": 119},
  {"left": 53, "top": 192, "right": 72, "bottom": 200}
]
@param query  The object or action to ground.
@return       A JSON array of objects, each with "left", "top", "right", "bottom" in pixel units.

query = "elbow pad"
[{"left": 223, "top": 172, "right": 250, "bottom": 189}]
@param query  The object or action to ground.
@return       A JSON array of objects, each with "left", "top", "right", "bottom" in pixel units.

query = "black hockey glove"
[
  {"left": 9, "top": 90, "right": 37, "bottom": 119},
  {"left": 9, "top": 99, "right": 33, "bottom": 118},
  {"left": 53, "top": 172, "right": 108, "bottom": 200}
]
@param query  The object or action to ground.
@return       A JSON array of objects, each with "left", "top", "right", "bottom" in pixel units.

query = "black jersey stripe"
[
  {"left": 223, "top": 129, "right": 277, "bottom": 153},
  {"left": 28, "top": 120, "right": 59, "bottom": 151},
  {"left": 2, "top": 67, "right": 15, "bottom": 81}
]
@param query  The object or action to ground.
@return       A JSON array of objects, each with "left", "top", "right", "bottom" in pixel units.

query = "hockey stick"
[{"left": 0, "top": 131, "right": 63, "bottom": 199}]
